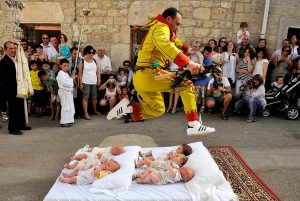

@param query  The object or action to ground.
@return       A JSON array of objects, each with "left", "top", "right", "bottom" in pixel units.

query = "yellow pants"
[{"left": 132, "top": 68, "right": 198, "bottom": 122}]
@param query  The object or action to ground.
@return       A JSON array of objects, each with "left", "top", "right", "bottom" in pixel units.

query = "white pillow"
[
  {"left": 185, "top": 142, "right": 237, "bottom": 201},
  {"left": 92, "top": 146, "right": 140, "bottom": 192}
]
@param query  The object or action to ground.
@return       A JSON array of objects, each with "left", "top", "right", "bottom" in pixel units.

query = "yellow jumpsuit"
[{"left": 132, "top": 15, "right": 198, "bottom": 122}]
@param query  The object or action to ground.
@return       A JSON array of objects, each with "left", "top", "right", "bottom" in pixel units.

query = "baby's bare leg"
[
  {"left": 137, "top": 158, "right": 152, "bottom": 167},
  {"left": 62, "top": 171, "right": 78, "bottom": 178},
  {"left": 137, "top": 172, "right": 160, "bottom": 184},
  {"left": 58, "top": 176, "right": 77, "bottom": 184},
  {"left": 64, "top": 161, "right": 79, "bottom": 169},
  {"left": 70, "top": 153, "right": 87, "bottom": 161}
]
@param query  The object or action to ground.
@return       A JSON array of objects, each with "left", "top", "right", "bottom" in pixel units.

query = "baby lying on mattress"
[
  {"left": 139, "top": 143, "right": 192, "bottom": 161},
  {"left": 59, "top": 159, "right": 120, "bottom": 185},
  {"left": 64, "top": 145, "right": 124, "bottom": 172},
  {"left": 133, "top": 160, "right": 194, "bottom": 185},
  {"left": 136, "top": 143, "right": 192, "bottom": 168}
]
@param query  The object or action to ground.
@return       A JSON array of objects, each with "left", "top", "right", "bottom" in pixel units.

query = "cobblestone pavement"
[{"left": 0, "top": 111, "right": 299, "bottom": 201}]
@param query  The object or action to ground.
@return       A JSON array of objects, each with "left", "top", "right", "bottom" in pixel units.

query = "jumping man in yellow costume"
[{"left": 108, "top": 7, "right": 215, "bottom": 135}]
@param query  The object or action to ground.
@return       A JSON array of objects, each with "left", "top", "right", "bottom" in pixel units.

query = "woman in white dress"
[
  {"left": 221, "top": 41, "right": 238, "bottom": 88},
  {"left": 252, "top": 48, "right": 269, "bottom": 82}
]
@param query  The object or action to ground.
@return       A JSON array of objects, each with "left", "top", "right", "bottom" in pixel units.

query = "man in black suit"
[{"left": 0, "top": 41, "right": 31, "bottom": 135}]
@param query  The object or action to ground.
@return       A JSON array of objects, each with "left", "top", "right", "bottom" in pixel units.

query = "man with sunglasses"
[{"left": 40, "top": 34, "right": 58, "bottom": 60}]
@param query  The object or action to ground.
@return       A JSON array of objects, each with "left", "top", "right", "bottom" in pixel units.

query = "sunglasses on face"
[
  {"left": 42, "top": 38, "right": 49, "bottom": 39},
  {"left": 89, "top": 51, "right": 95, "bottom": 55},
  {"left": 220, "top": 41, "right": 226, "bottom": 43}
]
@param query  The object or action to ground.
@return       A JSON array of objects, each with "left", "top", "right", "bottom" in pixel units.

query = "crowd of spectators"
[{"left": 0, "top": 21, "right": 299, "bottom": 133}]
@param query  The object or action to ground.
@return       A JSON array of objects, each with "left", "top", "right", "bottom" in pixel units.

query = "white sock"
[
  {"left": 188, "top": 121, "right": 198, "bottom": 127},
  {"left": 125, "top": 105, "right": 132, "bottom": 113}
]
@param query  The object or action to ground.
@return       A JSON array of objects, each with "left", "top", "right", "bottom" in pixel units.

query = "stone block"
[
  {"left": 87, "top": 17, "right": 102, "bottom": 25},
  {"left": 94, "top": 10, "right": 107, "bottom": 17},
  {"left": 99, "top": 1, "right": 112, "bottom": 10},
  {"left": 211, "top": 8, "right": 228, "bottom": 20},
  {"left": 111, "top": 44, "right": 130, "bottom": 70},
  {"left": 183, "top": 27, "right": 194, "bottom": 37},
  {"left": 120, "top": 9, "right": 128, "bottom": 17},
  {"left": 103, "top": 17, "right": 113, "bottom": 25},
  {"left": 89, "top": 2, "right": 98, "bottom": 9},
  {"left": 234, "top": 13, "right": 251, "bottom": 22},
  {"left": 194, "top": 28, "right": 210, "bottom": 37},
  {"left": 268, "top": 15, "right": 281, "bottom": 25},
  {"left": 221, "top": 2, "right": 232, "bottom": 9},
  {"left": 203, "top": 21, "right": 214, "bottom": 28},
  {"left": 200, "top": 1, "right": 213, "bottom": 8},
  {"left": 84, "top": 25, "right": 93, "bottom": 34},
  {"left": 180, "top": 1, "right": 201, "bottom": 7},
  {"left": 114, "top": 17, "right": 127, "bottom": 25},
  {"left": 193, "top": 8, "right": 211, "bottom": 20},
  {"left": 120, "top": 25, "right": 130, "bottom": 44},
  {"left": 226, "top": 21, "right": 233, "bottom": 29},
  {"left": 215, "top": 21, "right": 226, "bottom": 29},
  {"left": 182, "top": 19, "right": 196, "bottom": 27},
  {"left": 93, "top": 25, "right": 108, "bottom": 33},
  {"left": 113, "top": 34, "right": 120, "bottom": 43},
  {"left": 128, "top": 1, "right": 179, "bottom": 25},
  {"left": 212, "top": 0, "right": 221, "bottom": 7},
  {"left": 210, "top": 29, "right": 221, "bottom": 38},
  {"left": 181, "top": 7, "right": 193, "bottom": 18},
  {"left": 112, "top": 1, "right": 130, "bottom": 9},
  {"left": 244, "top": 3, "right": 252, "bottom": 13},
  {"left": 235, "top": 3, "right": 244, "bottom": 12},
  {"left": 266, "top": 25, "right": 279, "bottom": 35},
  {"left": 107, "top": 10, "right": 119, "bottom": 17}
]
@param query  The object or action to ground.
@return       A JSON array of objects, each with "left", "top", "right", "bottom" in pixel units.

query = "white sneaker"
[
  {"left": 187, "top": 121, "right": 215, "bottom": 136},
  {"left": 107, "top": 98, "right": 130, "bottom": 120}
]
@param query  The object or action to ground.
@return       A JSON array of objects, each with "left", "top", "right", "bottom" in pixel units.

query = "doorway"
[{"left": 21, "top": 23, "right": 61, "bottom": 44}]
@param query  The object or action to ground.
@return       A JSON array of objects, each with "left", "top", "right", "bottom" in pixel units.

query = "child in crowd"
[
  {"left": 58, "top": 33, "right": 71, "bottom": 59},
  {"left": 41, "top": 61, "right": 55, "bottom": 78},
  {"left": 237, "top": 22, "right": 250, "bottom": 44},
  {"left": 38, "top": 70, "right": 60, "bottom": 121},
  {"left": 29, "top": 60, "right": 45, "bottom": 117},
  {"left": 56, "top": 59, "right": 75, "bottom": 127},
  {"left": 195, "top": 46, "right": 213, "bottom": 113},
  {"left": 117, "top": 68, "right": 127, "bottom": 86},
  {"left": 119, "top": 86, "right": 129, "bottom": 102},
  {"left": 133, "top": 161, "right": 194, "bottom": 185},
  {"left": 266, "top": 75, "right": 284, "bottom": 96},
  {"left": 59, "top": 160, "right": 120, "bottom": 185}
]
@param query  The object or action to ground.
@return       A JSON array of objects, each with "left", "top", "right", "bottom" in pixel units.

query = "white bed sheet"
[{"left": 44, "top": 143, "right": 238, "bottom": 201}]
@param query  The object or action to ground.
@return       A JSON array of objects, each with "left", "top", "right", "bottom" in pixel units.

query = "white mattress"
[
  {"left": 44, "top": 180, "right": 191, "bottom": 201},
  {"left": 44, "top": 143, "right": 238, "bottom": 201}
]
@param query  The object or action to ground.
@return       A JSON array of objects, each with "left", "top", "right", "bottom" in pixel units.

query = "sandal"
[{"left": 221, "top": 113, "right": 228, "bottom": 120}]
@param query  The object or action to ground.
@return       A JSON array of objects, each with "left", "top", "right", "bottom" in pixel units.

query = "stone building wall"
[{"left": 0, "top": 0, "right": 300, "bottom": 68}]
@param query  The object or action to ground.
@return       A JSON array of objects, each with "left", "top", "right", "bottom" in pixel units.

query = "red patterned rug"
[{"left": 208, "top": 146, "right": 282, "bottom": 201}]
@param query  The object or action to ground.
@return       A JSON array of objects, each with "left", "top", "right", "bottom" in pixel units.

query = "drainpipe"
[{"left": 260, "top": 0, "right": 270, "bottom": 39}]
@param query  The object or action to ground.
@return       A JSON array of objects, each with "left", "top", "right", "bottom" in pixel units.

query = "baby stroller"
[{"left": 262, "top": 75, "right": 300, "bottom": 120}]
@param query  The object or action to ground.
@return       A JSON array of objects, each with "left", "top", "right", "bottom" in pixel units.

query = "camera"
[
  {"left": 108, "top": 78, "right": 115, "bottom": 83},
  {"left": 213, "top": 80, "right": 223, "bottom": 89},
  {"left": 246, "top": 79, "right": 253, "bottom": 89}
]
